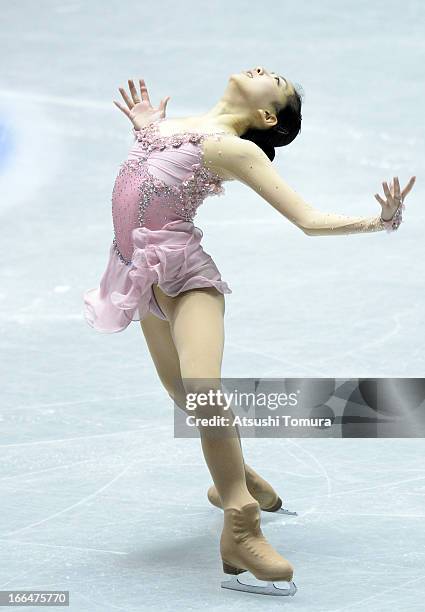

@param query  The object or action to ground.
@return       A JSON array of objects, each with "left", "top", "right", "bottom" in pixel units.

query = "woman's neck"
[{"left": 186, "top": 98, "right": 253, "bottom": 136}]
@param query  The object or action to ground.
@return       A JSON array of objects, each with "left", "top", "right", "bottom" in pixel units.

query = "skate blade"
[
  {"left": 221, "top": 574, "right": 297, "bottom": 596},
  {"left": 275, "top": 507, "right": 298, "bottom": 516}
]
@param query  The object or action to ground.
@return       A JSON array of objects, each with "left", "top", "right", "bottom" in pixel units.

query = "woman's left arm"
[
  {"left": 203, "top": 136, "right": 416, "bottom": 236},
  {"left": 113, "top": 79, "right": 170, "bottom": 130}
]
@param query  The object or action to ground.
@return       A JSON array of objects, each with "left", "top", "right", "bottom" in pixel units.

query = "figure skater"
[{"left": 83, "top": 66, "right": 416, "bottom": 596}]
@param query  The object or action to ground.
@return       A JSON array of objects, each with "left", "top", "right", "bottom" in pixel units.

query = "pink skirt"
[{"left": 83, "top": 220, "right": 232, "bottom": 333}]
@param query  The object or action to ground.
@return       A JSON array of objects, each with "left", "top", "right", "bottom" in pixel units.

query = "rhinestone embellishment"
[
  {"left": 111, "top": 122, "right": 227, "bottom": 265},
  {"left": 380, "top": 201, "right": 405, "bottom": 233}
]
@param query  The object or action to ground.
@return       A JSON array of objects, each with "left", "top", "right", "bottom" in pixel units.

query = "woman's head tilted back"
[{"left": 227, "top": 66, "right": 303, "bottom": 161}]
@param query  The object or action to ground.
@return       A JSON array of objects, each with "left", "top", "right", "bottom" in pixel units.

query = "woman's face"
[{"left": 227, "top": 65, "right": 294, "bottom": 120}]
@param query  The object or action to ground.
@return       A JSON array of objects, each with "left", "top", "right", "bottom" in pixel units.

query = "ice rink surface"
[{"left": 1, "top": 0, "right": 425, "bottom": 610}]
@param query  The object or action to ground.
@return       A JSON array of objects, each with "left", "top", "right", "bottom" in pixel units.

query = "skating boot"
[
  {"left": 208, "top": 469, "right": 297, "bottom": 516},
  {"left": 220, "top": 501, "right": 297, "bottom": 596}
]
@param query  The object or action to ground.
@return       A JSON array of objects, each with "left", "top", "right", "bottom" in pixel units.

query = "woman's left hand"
[
  {"left": 374, "top": 175, "right": 416, "bottom": 221},
  {"left": 113, "top": 79, "right": 170, "bottom": 130}
]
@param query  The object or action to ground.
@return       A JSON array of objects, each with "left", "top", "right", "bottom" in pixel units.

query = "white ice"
[{"left": 1, "top": 0, "right": 425, "bottom": 610}]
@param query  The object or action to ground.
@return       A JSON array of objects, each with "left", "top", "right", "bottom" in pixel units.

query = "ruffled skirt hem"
[{"left": 83, "top": 220, "right": 232, "bottom": 334}]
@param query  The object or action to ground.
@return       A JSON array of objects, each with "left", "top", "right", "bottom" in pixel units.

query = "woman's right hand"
[
  {"left": 113, "top": 79, "right": 171, "bottom": 130},
  {"left": 374, "top": 175, "right": 416, "bottom": 221}
]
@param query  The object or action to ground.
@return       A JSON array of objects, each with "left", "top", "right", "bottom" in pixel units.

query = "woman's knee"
[
  {"left": 180, "top": 374, "right": 223, "bottom": 395},
  {"left": 181, "top": 379, "right": 226, "bottom": 419},
  {"left": 165, "top": 378, "right": 186, "bottom": 402}
]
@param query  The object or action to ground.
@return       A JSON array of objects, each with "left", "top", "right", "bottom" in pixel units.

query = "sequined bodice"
[{"left": 111, "top": 119, "right": 231, "bottom": 265}]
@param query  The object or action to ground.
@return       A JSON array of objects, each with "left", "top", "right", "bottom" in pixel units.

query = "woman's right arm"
[{"left": 203, "top": 136, "right": 415, "bottom": 236}]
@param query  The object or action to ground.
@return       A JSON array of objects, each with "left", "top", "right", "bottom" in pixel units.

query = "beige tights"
[{"left": 159, "top": 286, "right": 257, "bottom": 511}]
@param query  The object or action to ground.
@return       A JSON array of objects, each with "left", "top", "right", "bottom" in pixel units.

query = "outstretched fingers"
[
  {"left": 113, "top": 99, "right": 131, "bottom": 118},
  {"left": 401, "top": 176, "right": 416, "bottom": 198},
  {"left": 139, "top": 78, "right": 151, "bottom": 104},
  {"left": 159, "top": 96, "right": 171, "bottom": 112},
  {"left": 374, "top": 192, "right": 386, "bottom": 206},
  {"left": 128, "top": 79, "right": 140, "bottom": 104},
  {"left": 394, "top": 176, "right": 401, "bottom": 199},
  {"left": 374, "top": 175, "right": 416, "bottom": 212},
  {"left": 118, "top": 86, "right": 133, "bottom": 110},
  {"left": 382, "top": 181, "right": 392, "bottom": 200}
]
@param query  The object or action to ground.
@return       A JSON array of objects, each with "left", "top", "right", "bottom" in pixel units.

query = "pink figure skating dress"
[{"left": 83, "top": 118, "right": 233, "bottom": 333}]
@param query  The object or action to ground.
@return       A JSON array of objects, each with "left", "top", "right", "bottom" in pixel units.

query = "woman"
[{"left": 84, "top": 67, "right": 416, "bottom": 596}]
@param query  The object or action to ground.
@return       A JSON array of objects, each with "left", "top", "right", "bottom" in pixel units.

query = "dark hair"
[{"left": 240, "top": 83, "right": 304, "bottom": 161}]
